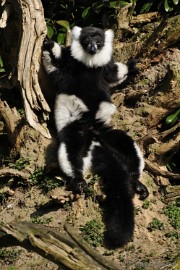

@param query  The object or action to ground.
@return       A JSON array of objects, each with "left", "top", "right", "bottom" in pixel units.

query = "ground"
[
  {"left": 0, "top": 129, "right": 179, "bottom": 270},
  {"left": 0, "top": 48, "right": 179, "bottom": 270}
]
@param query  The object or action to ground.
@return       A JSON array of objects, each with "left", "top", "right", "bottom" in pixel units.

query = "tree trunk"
[{"left": 0, "top": 0, "right": 51, "bottom": 138}]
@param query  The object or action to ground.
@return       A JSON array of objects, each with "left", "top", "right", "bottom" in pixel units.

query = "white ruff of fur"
[
  {"left": 133, "top": 142, "right": 145, "bottom": 178},
  {"left": 58, "top": 143, "right": 74, "bottom": 177},
  {"left": 55, "top": 94, "right": 89, "bottom": 132},
  {"left": 71, "top": 27, "right": 114, "bottom": 68},
  {"left": 95, "top": 101, "right": 116, "bottom": 124},
  {"left": 83, "top": 141, "right": 100, "bottom": 175}
]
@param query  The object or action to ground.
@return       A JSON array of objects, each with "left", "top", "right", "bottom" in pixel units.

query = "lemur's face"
[
  {"left": 71, "top": 26, "right": 114, "bottom": 67},
  {"left": 79, "top": 27, "right": 105, "bottom": 55}
]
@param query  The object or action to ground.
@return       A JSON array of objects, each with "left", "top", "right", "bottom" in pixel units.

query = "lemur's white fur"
[
  {"left": 55, "top": 94, "right": 89, "bottom": 132},
  {"left": 109, "top": 62, "right": 129, "bottom": 87},
  {"left": 83, "top": 141, "right": 101, "bottom": 175},
  {"left": 71, "top": 26, "right": 114, "bottom": 68},
  {"left": 52, "top": 42, "right": 62, "bottom": 59},
  {"left": 58, "top": 143, "right": 74, "bottom": 177},
  {"left": 95, "top": 101, "right": 116, "bottom": 124},
  {"left": 133, "top": 142, "right": 145, "bottom": 177},
  {"left": 42, "top": 51, "right": 58, "bottom": 73}
]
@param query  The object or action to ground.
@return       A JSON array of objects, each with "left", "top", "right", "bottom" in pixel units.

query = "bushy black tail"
[{"left": 92, "top": 145, "right": 135, "bottom": 248}]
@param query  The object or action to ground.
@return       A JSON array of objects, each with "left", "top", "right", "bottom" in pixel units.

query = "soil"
[
  {"left": 0, "top": 50, "right": 179, "bottom": 270},
  {"left": 0, "top": 128, "right": 179, "bottom": 270}
]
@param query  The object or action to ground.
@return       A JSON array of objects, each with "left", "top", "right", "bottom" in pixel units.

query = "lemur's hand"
[
  {"left": 42, "top": 38, "right": 61, "bottom": 74},
  {"left": 43, "top": 38, "right": 55, "bottom": 52}
]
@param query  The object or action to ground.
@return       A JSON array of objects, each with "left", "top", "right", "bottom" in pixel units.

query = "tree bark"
[
  {"left": 0, "top": 0, "right": 51, "bottom": 138},
  {"left": 0, "top": 222, "right": 121, "bottom": 270}
]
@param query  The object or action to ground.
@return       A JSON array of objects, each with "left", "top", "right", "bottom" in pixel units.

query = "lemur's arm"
[
  {"left": 103, "top": 59, "right": 138, "bottom": 88},
  {"left": 103, "top": 61, "right": 128, "bottom": 87},
  {"left": 42, "top": 40, "right": 63, "bottom": 76}
]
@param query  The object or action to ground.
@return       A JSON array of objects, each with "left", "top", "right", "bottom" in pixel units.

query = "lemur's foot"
[
  {"left": 68, "top": 178, "right": 88, "bottom": 194},
  {"left": 136, "top": 181, "right": 149, "bottom": 200}
]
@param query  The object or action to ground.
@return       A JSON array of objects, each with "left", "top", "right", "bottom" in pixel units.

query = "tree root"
[
  {"left": 0, "top": 168, "right": 30, "bottom": 180},
  {"left": 0, "top": 222, "right": 121, "bottom": 270},
  {"left": 145, "top": 160, "right": 180, "bottom": 180}
]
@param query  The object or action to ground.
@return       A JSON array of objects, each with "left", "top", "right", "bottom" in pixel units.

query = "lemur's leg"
[{"left": 55, "top": 93, "right": 90, "bottom": 193}]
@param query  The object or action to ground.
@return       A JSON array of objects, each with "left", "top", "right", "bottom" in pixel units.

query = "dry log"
[{"left": 0, "top": 222, "right": 121, "bottom": 270}]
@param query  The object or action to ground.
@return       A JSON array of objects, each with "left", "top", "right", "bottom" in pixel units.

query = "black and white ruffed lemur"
[{"left": 42, "top": 26, "right": 149, "bottom": 248}]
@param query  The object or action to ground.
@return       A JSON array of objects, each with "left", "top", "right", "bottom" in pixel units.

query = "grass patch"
[
  {"left": 147, "top": 218, "right": 164, "bottom": 231},
  {"left": 164, "top": 201, "right": 180, "bottom": 229},
  {"left": 8, "top": 157, "right": 29, "bottom": 170},
  {"left": 142, "top": 199, "right": 150, "bottom": 209},
  {"left": 29, "top": 167, "right": 63, "bottom": 191},
  {"left": 31, "top": 216, "right": 53, "bottom": 224},
  {"left": 0, "top": 248, "right": 21, "bottom": 263},
  {"left": 80, "top": 219, "right": 104, "bottom": 247}
]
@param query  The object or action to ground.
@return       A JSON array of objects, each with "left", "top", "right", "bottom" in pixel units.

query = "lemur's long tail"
[{"left": 92, "top": 142, "right": 135, "bottom": 248}]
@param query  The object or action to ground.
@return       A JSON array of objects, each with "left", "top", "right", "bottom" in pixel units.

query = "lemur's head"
[{"left": 70, "top": 26, "right": 114, "bottom": 68}]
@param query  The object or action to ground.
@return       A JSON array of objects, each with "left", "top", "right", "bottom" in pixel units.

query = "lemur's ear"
[
  {"left": 71, "top": 26, "right": 82, "bottom": 40},
  {"left": 105, "top": 29, "right": 114, "bottom": 43}
]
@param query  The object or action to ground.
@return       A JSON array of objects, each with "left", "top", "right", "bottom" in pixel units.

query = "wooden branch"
[
  {"left": 158, "top": 122, "right": 180, "bottom": 140},
  {"left": 0, "top": 168, "right": 30, "bottom": 179},
  {"left": 0, "top": 222, "right": 121, "bottom": 270},
  {"left": 0, "top": 101, "right": 21, "bottom": 135},
  {"left": 155, "top": 133, "right": 180, "bottom": 157},
  {"left": 64, "top": 223, "right": 120, "bottom": 270},
  {"left": 145, "top": 160, "right": 180, "bottom": 180},
  {"left": 131, "top": 12, "right": 159, "bottom": 25}
]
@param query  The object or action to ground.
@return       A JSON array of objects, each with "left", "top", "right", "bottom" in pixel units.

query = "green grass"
[
  {"left": 142, "top": 199, "right": 150, "bottom": 209},
  {"left": 31, "top": 216, "right": 53, "bottom": 225},
  {"left": 147, "top": 218, "right": 164, "bottom": 231},
  {"left": 80, "top": 219, "right": 104, "bottom": 247},
  {"left": 0, "top": 248, "right": 21, "bottom": 263},
  {"left": 164, "top": 201, "right": 180, "bottom": 229},
  {"left": 29, "top": 167, "right": 63, "bottom": 191},
  {"left": 8, "top": 157, "right": 29, "bottom": 170}
]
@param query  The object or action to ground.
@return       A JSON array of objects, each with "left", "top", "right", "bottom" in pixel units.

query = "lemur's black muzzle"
[{"left": 87, "top": 41, "right": 98, "bottom": 54}]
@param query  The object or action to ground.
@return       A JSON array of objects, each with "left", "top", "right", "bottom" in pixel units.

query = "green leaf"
[
  {"left": 140, "top": 2, "right": 153, "bottom": 13},
  {"left": 173, "top": 0, "right": 179, "bottom": 4},
  {"left": 56, "top": 20, "right": 70, "bottom": 29},
  {"left": 82, "top": 7, "right": 91, "bottom": 18},
  {"left": 47, "top": 25, "right": 54, "bottom": 39},
  {"left": 0, "top": 67, "right": 5, "bottom": 73},
  {"left": 57, "top": 33, "right": 66, "bottom": 45},
  {"left": 165, "top": 108, "right": 180, "bottom": 126},
  {"left": 164, "top": 0, "right": 173, "bottom": 12},
  {"left": 0, "top": 57, "right": 3, "bottom": 67},
  {"left": 109, "top": 1, "right": 118, "bottom": 8}
]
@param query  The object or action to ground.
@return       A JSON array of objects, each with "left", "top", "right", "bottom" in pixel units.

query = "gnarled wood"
[
  {"left": 0, "top": 0, "right": 51, "bottom": 138},
  {"left": 0, "top": 222, "right": 121, "bottom": 270}
]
